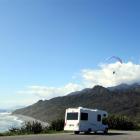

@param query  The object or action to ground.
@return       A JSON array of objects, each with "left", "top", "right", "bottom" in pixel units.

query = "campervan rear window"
[{"left": 67, "top": 112, "right": 78, "bottom": 120}]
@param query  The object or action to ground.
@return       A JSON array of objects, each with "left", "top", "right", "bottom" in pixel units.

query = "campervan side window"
[
  {"left": 81, "top": 113, "right": 88, "bottom": 120},
  {"left": 97, "top": 114, "right": 101, "bottom": 122},
  {"left": 67, "top": 112, "right": 78, "bottom": 120}
]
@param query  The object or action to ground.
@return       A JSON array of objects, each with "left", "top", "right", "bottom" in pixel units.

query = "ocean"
[{"left": 0, "top": 112, "right": 23, "bottom": 132}]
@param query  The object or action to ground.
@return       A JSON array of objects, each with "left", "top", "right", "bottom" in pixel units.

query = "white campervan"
[{"left": 64, "top": 107, "right": 108, "bottom": 134}]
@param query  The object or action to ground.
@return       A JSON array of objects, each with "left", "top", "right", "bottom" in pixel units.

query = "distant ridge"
[
  {"left": 13, "top": 84, "right": 140, "bottom": 123},
  {"left": 108, "top": 83, "right": 140, "bottom": 91}
]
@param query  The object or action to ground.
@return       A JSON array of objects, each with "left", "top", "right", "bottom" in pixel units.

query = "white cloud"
[
  {"left": 0, "top": 98, "right": 39, "bottom": 109},
  {"left": 82, "top": 62, "right": 140, "bottom": 87},
  {"left": 17, "top": 61, "right": 140, "bottom": 104},
  {"left": 18, "top": 83, "right": 82, "bottom": 99}
]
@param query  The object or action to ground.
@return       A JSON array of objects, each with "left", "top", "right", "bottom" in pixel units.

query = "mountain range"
[
  {"left": 108, "top": 83, "right": 140, "bottom": 91},
  {"left": 13, "top": 83, "right": 140, "bottom": 123}
]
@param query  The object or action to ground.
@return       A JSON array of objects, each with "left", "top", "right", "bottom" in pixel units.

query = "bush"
[
  {"left": 9, "top": 121, "right": 44, "bottom": 134},
  {"left": 25, "top": 121, "right": 43, "bottom": 134},
  {"left": 49, "top": 119, "right": 64, "bottom": 131},
  {"left": 102, "top": 115, "right": 137, "bottom": 130},
  {"left": 8, "top": 119, "right": 65, "bottom": 135}
]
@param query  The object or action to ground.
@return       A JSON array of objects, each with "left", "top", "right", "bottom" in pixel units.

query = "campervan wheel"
[
  {"left": 74, "top": 131, "right": 80, "bottom": 134},
  {"left": 104, "top": 128, "right": 108, "bottom": 134}
]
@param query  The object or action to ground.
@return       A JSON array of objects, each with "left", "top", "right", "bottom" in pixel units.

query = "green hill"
[{"left": 13, "top": 85, "right": 140, "bottom": 123}]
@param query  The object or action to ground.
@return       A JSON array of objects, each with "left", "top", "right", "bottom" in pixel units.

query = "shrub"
[
  {"left": 27, "top": 121, "right": 43, "bottom": 134},
  {"left": 49, "top": 119, "right": 64, "bottom": 131},
  {"left": 9, "top": 121, "right": 44, "bottom": 134},
  {"left": 102, "top": 115, "right": 137, "bottom": 130},
  {"left": 7, "top": 119, "right": 66, "bottom": 136}
]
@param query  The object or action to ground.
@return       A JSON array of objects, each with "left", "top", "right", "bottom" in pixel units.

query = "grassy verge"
[{"left": 0, "top": 130, "right": 73, "bottom": 137}]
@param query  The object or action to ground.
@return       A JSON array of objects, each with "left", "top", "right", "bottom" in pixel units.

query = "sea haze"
[{"left": 0, "top": 112, "right": 23, "bottom": 132}]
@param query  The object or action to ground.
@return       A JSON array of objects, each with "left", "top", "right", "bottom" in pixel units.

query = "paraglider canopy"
[{"left": 107, "top": 56, "right": 123, "bottom": 64}]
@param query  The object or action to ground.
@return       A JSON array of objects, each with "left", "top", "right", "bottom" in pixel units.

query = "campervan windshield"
[{"left": 67, "top": 112, "right": 78, "bottom": 120}]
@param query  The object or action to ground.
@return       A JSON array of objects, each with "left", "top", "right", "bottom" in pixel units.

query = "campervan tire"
[
  {"left": 104, "top": 128, "right": 108, "bottom": 134},
  {"left": 74, "top": 131, "right": 80, "bottom": 134},
  {"left": 94, "top": 131, "right": 97, "bottom": 134},
  {"left": 84, "top": 128, "right": 91, "bottom": 134}
]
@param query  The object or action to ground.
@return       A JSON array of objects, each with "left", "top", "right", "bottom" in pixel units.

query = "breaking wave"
[{"left": 0, "top": 112, "right": 23, "bottom": 132}]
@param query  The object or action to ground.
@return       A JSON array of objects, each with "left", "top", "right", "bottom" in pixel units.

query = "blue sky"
[{"left": 0, "top": 0, "right": 140, "bottom": 109}]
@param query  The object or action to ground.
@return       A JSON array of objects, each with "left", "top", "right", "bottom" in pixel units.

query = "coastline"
[{"left": 14, "top": 114, "right": 49, "bottom": 127}]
